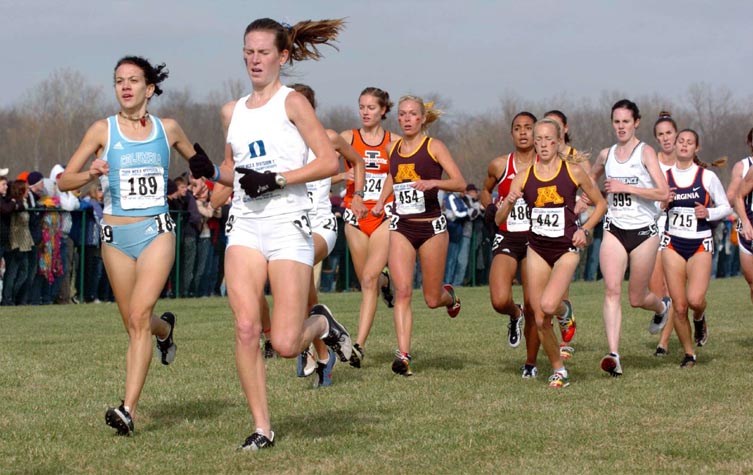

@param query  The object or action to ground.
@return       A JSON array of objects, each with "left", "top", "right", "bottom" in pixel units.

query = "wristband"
[
  {"left": 353, "top": 190, "right": 365, "bottom": 198},
  {"left": 211, "top": 164, "right": 220, "bottom": 182}
]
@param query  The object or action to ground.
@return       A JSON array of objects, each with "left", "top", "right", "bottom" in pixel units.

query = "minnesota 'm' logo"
[
  {"left": 394, "top": 164, "right": 421, "bottom": 183},
  {"left": 534, "top": 186, "right": 564, "bottom": 207}
]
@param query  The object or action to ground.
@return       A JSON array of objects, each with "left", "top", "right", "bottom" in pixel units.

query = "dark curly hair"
[{"left": 114, "top": 56, "right": 169, "bottom": 96}]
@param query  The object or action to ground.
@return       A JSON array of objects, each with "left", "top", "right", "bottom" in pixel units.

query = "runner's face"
[
  {"left": 611, "top": 107, "right": 639, "bottom": 143},
  {"left": 359, "top": 94, "right": 385, "bottom": 128},
  {"left": 511, "top": 116, "right": 534, "bottom": 151},
  {"left": 243, "top": 30, "right": 288, "bottom": 87},
  {"left": 398, "top": 100, "right": 424, "bottom": 136},
  {"left": 114, "top": 63, "right": 153, "bottom": 110},
  {"left": 675, "top": 131, "right": 699, "bottom": 161},
  {"left": 654, "top": 122, "right": 677, "bottom": 155},
  {"left": 534, "top": 123, "right": 561, "bottom": 161},
  {"left": 544, "top": 114, "right": 568, "bottom": 142}
]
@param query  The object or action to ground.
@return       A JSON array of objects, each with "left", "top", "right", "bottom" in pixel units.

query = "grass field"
[{"left": 2, "top": 278, "right": 753, "bottom": 474}]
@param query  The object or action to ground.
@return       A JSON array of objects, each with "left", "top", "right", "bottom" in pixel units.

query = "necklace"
[{"left": 118, "top": 111, "right": 149, "bottom": 127}]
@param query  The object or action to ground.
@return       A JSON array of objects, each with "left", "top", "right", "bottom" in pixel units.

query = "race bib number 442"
[{"left": 530, "top": 207, "right": 565, "bottom": 238}]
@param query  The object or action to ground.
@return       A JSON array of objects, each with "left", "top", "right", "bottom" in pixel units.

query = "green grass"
[{"left": 2, "top": 278, "right": 752, "bottom": 474}]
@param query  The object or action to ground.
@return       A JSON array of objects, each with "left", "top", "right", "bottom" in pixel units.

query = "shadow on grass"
[
  {"left": 274, "top": 406, "right": 390, "bottom": 439},
  {"left": 144, "top": 398, "right": 233, "bottom": 430}
]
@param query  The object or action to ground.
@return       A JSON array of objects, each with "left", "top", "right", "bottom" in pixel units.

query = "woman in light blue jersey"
[{"left": 58, "top": 56, "right": 228, "bottom": 436}]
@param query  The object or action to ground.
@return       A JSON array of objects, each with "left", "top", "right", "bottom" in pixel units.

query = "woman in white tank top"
[
  {"left": 220, "top": 18, "right": 354, "bottom": 452},
  {"left": 589, "top": 99, "right": 670, "bottom": 377}
]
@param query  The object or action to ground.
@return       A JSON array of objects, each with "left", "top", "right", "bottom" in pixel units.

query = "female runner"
[
  {"left": 732, "top": 128, "right": 753, "bottom": 308},
  {"left": 339, "top": 87, "right": 400, "bottom": 368},
  {"left": 661, "top": 129, "right": 732, "bottom": 367},
  {"left": 481, "top": 112, "right": 538, "bottom": 376},
  {"left": 650, "top": 112, "right": 678, "bottom": 356},
  {"left": 373, "top": 96, "right": 466, "bottom": 376},
  {"left": 221, "top": 18, "right": 353, "bottom": 450},
  {"left": 589, "top": 99, "right": 670, "bottom": 377},
  {"left": 58, "top": 56, "right": 226, "bottom": 435},
  {"left": 497, "top": 118, "right": 606, "bottom": 388}
]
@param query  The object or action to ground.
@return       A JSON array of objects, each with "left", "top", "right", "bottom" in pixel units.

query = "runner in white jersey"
[
  {"left": 589, "top": 99, "right": 670, "bottom": 377},
  {"left": 57, "top": 56, "right": 229, "bottom": 436},
  {"left": 650, "top": 112, "right": 678, "bottom": 356},
  {"left": 730, "top": 128, "right": 753, "bottom": 311},
  {"left": 221, "top": 18, "right": 353, "bottom": 452},
  {"left": 288, "top": 83, "right": 367, "bottom": 386}
]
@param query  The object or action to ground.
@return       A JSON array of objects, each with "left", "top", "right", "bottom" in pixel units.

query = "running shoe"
[
  {"left": 559, "top": 343, "right": 574, "bottom": 360},
  {"left": 313, "top": 303, "right": 353, "bottom": 362},
  {"left": 239, "top": 430, "right": 275, "bottom": 451},
  {"left": 649, "top": 297, "right": 671, "bottom": 335},
  {"left": 654, "top": 346, "right": 668, "bottom": 357},
  {"left": 521, "top": 364, "right": 538, "bottom": 379},
  {"left": 380, "top": 269, "right": 395, "bottom": 308},
  {"left": 679, "top": 353, "right": 697, "bottom": 368},
  {"left": 694, "top": 315, "right": 708, "bottom": 347},
  {"left": 263, "top": 338, "right": 276, "bottom": 359},
  {"left": 156, "top": 312, "right": 177, "bottom": 365},
  {"left": 600, "top": 352, "right": 623, "bottom": 377},
  {"left": 391, "top": 349, "right": 413, "bottom": 377},
  {"left": 443, "top": 284, "right": 461, "bottom": 318},
  {"left": 349, "top": 343, "right": 364, "bottom": 368},
  {"left": 547, "top": 371, "right": 570, "bottom": 389},
  {"left": 105, "top": 401, "right": 134, "bottom": 436},
  {"left": 296, "top": 344, "right": 317, "bottom": 378},
  {"left": 314, "top": 348, "right": 336, "bottom": 388},
  {"left": 507, "top": 304, "right": 523, "bottom": 348},
  {"left": 556, "top": 300, "right": 576, "bottom": 342}
]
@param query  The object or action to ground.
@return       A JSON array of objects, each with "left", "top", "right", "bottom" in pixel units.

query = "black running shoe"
[
  {"left": 694, "top": 315, "right": 708, "bottom": 347},
  {"left": 105, "top": 401, "right": 134, "bottom": 436},
  {"left": 380, "top": 270, "right": 395, "bottom": 308},
  {"left": 680, "top": 353, "right": 697, "bottom": 368},
  {"left": 263, "top": 339, "right": 276, "bottom": 359},
  {"left": 507, "top": 304, "right": 523, "bottom": 348},
  {"left": 239, "top": 430, "right": 275, "bottom": 451},
  {"left": 654, "top": 346, "right": 668, "bottom": 357},
  {"left": 312, "top": 304, "right": 352, "bottom": 362},
  {"left": 349, "top": 343, "right": 364, "bottom": 368},
  {"left": 156, "top": 312, "right": 177, "bottom": 365}
]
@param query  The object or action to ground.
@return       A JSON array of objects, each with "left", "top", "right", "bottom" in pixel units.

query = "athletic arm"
[
  {"left": 572, "top": 164, "right": 607, "bottom": 233},
  {"left": 701, "top": 171, "right": 732, "bottom": 221},
  {"left": 329, "top": 130, "right": 366, "bottom": 215},
  {"left": 480, "top": 157, "right": 504, "bottom": 207},
  {"left": 58, "top": 120, "right": 108, "bottom": 192},
  {"left": 736, "top": 167, "right": 753, "bottom": 239},
  {"left": 283, "top": 92, "right": 338, "bottom": 184},
  {"left": 726, "top": 160, "right": 744, "bottom": 204},
  {"left": 495, "top": 172, "right": 525, "bottom": 226}
]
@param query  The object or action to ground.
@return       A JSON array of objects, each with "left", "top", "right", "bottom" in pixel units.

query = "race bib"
[
  {"left": 667, "top": 207, "right": 696, "bottom": 239},
  {"left": 609, "top": 192, "right": 635, "bottom": 217},
  {"left": 292, "top": 214, "right": 312, "bottom": 237},
  {"left": 431, "top": 215, "right": 447, "bottom": 234},
  {"left": 531, "top": 207, "right": 565, "bottom": 238},
  {"left": 119, "top": 167, "right": 165, "bottom": 210},
  {"left": 343, "top": 207, "right": 359, "bottom": 227},
  {"left": 506, "top": 198, "right": 529, "bottom": 232},
  {"left": 364, "top": 173, "right": 386, "bottom": 201},
  {"left": 389, "top": 214, "right": 400, "bottom": 231},
  {"left": 393, "top": 182, "right": 425, "bottom": 215}
]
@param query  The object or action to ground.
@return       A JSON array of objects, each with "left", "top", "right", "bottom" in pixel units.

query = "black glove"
[
  {"left": 188, "top": 143, "right": 217, "bottom": 179},
  {"left": 484, "top": 203, "right": 498, "bottom": 225},
  {"left": 237, "top": 168, "right": 279, "bottom": 198}
]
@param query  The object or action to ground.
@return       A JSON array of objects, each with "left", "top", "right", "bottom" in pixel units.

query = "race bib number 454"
[{"left": 393, "top": 182, "right": 425, "bottom": 215}]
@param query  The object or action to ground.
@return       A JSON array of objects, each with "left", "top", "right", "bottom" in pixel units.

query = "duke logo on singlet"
[
  {"left": 394, "top": 164, "right": 421, "bottom": 183},
  {"left": 248, "top": 140, "right": 266, "bottom": 158},
  {"left": 534, "top": 186, "right": 564, "bottom": 207}
]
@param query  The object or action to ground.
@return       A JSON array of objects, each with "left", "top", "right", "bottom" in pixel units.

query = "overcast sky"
[{"left": 2, "top": 0, "right": 752, "bottom": 114}]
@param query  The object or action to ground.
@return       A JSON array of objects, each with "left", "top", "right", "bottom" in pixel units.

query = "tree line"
[{"left": 2, "top": 69, "right": 752, "bottom": 189}]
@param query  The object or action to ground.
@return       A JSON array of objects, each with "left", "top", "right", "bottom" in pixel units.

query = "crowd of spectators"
[{"left": 0, "top": 168, "right": 743, "bottom": 306}]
